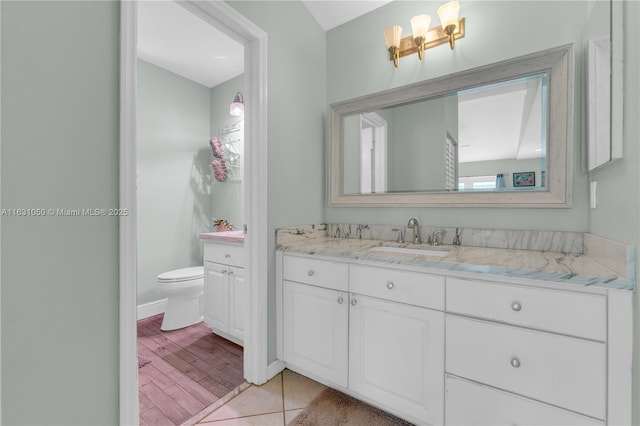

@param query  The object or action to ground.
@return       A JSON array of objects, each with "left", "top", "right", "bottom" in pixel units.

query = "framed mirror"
[{"left": 329, "top": 44, "right": 573, "bottom": 208}]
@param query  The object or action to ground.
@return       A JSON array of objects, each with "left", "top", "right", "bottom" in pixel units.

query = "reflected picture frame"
[{"left": 513, "top": 172, "right": 536, "bottom": 187}]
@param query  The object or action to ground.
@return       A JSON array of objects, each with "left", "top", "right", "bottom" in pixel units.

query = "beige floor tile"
[
  {"left": 200, "top": 373, "right": 284, "bottom": 422},
  {"left": 202, "top": 412, "right": 285, "bottom": 425},
  {"left": 282, "top": 369, "right": 327, "bottom": 411},
  {"left": 284, "top": 409, "right": 304, "bottom": 425}
]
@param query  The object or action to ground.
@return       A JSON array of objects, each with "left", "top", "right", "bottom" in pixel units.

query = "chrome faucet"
[{"left": 407, "top": 218, "right": 421, "bottom": 244}]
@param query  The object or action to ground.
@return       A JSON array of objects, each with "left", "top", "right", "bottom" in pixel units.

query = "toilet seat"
[{"left": 157, "top": 266, "right": 204, "bottom": 283}]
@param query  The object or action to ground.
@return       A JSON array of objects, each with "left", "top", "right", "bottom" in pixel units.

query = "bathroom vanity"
[
  {"left": 276, "top": 225, "right": 633, "bottom": 426},
  {"left": 200, "top": 231, "right": 246, "bottom": 346}
]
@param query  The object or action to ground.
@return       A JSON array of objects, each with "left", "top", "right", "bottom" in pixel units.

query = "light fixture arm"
[
  {"left": 444, "top": 24, "right": 457, "bottom": 49},
  {"left": 414, "top": 36, "right": 425, "bottom": 60},
  {"left": 388, "top": 46, "right": 400, "bottom": 68}
]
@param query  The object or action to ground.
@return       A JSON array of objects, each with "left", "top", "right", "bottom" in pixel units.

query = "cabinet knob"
[
  {"left": 222, "top": 269, "right": 228, "bottom": 275},
  {"left": 225, "top": 253, "right": 231, "bottom": 258},
  {"left": 351, "top": 299, "right": 357, "bottom": 306},
  {"left": 510, "top": 357, "right": 521, "bottom": 368},
  {"left": 337, "top": 296, "right": 344, "bottom": 304},
  {"left": 386, "top": 281, "right": 395, "bottom": 290},
  {"left": 511, "top": 302, "right": 522, "bottom": 312},
  {"left": 228, "top": 270, "right": 234, "bottom": 276},
  {"left": 307, "top": 270, "right": 315, "bottom": 276}
]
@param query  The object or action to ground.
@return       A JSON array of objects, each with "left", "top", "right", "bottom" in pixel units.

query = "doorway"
[{"left": 120, "top": 1, "right": 268, "bottom": 424}]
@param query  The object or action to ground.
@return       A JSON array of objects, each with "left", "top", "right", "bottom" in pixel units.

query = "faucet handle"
[
  {"left": 453, "top": 227, "right": 462, "bottom": 245},
  {"left": 431, "top": 230, "right": 443, "bottom": 246},
  {"left": 394, "top": 229, "right": 405, "bottom": 243}
]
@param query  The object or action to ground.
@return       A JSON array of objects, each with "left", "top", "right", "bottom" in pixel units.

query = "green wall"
[
  {"left": 325, "top": 0, "right": 594, "bottom": 230},
  {"left": 587, "top": 1, "right": 640, "bottom": 421},
  {"left": 137, "top": 60, "right": 212, "bottom": 305},
  {"left": 209, "top": 74, "right": 245, "bottom": 231},
  {"left": 1, "top": 1, "right": 119, "bottom": 424},
  {"left": 228, "top": 1, "right": 327, "bottom": 363}
]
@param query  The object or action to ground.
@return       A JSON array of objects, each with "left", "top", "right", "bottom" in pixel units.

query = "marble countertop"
[
  {"left": 199, "top": 230, "right": 244, "bottom": 244},
  {"left": 277, "top": 236, "right": 634, "bottom": 291}
]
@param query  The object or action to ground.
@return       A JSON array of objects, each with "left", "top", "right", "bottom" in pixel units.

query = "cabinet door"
[
  {"left": 204, "top": 262, "right": 229, "bottom": 333},
  {"left": 349, "top": 294, "right": 444, "bottom": 425},
  {"left": 228, "top": 266, "right": 246, "bottom": 343},
  {"left": 283, "top": 281, "right": 348, "bottom": 387}
]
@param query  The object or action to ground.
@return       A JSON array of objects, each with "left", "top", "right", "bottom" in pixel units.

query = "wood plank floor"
[{"left": 138, "top": 314, "right": 244, "bottom": 426}]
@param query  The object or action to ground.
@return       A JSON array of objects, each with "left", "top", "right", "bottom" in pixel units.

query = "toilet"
[{"left": 156, "top": 266, "right": 204, "bottom": 331}]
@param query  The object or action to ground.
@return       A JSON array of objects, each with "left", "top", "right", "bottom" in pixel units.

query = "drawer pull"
[
  {"left": 225, "top": 253, "right": 231, "bottom": 258},
  {"left": 307, "top": 270, "right": 315, "bottom": 276},
  {"left": 510, "top": 357, "right": 521, "bottom": 368},
  {"left": 337, "top": 296, "right": 344, "bottom": 304},
  {"left": 386, "top": 281, "right": 395, "bottom": 290},
  {"left": 351, "top": 299, "right": 357, "bottom": 306},
  {"left": 511, "top": 301, "right": 522, "bottom": 312},
  {"left": 222, "top": 269, "right": 228, "bottom": 275}
]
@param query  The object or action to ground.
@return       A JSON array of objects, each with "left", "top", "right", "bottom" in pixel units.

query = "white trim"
[
  {"left": 267, "top": 359, "right": 286, "bottom": 380},
  {"left": 611, "top": 0, "right": 624, "bottom": 161},
  {"left": 137, "top": 299, "right": 167, "bottom": 320},
  {"left": 120, "top": 1, "right": 269, "bottom": 424},
  {"left": 0, "top": 1, "right": 3, "bottom": 420},
  {"left": 119, "top": 1, "right": 139, "bottom": 424},
  {"left": 607, "top": 289, "right": 633, "bottom": 425}
]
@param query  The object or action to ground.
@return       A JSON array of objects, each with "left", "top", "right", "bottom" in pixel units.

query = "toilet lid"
[{"left": 157, "top": 266, "right": 204, "bottom": 283}]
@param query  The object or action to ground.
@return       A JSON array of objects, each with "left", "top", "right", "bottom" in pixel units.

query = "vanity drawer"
[
  {"left": 350, "top": 265, "right": 444, "bottom": 311},
  {"left": 445, "top": 375, "right": 604, "bottom": 426},
  {"left": 283, "top": 255, "right": 349, "bottom": 292},
  {"left": 204, "top": 242, "right": 244, "bottom": 268},
  {"left": 446, "top": 277, "right": 606, "bottom": 341},
  {"left": 446, "top": 315, "right": 606, "bottom": 420}
]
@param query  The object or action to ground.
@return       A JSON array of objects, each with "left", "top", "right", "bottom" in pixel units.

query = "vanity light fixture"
[
  {"left": 384, "top": 1, "right": 465, "bottom": 68},
  {"left": 229, "top": 92, "right": 244, "bottom": 117}
]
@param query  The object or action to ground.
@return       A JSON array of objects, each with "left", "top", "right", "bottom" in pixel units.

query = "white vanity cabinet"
[
  {"left": 203, "top": 242, "right": 245, "bottom": 345},
  {"left": 278, "top": 251, "right": 632, "bottom": 426},
  {"left": 282, "top": 255, "right": 349, "bottom": 387},
  {"left": 445, "top": 276, "right": 607, "bottom": 424},
  {"left": 280, "top": 254, "right": 446, "bottom": 425},
  {"left": 349, "top": 265, "right": 444, "bottom": 425}
]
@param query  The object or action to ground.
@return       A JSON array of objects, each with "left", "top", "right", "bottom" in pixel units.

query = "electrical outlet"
[{"left": 590, "top": 181, "right": 597, "bottom": 209}]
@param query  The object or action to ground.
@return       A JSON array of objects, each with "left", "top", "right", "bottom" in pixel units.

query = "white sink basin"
[{"left": 370, "top": 246, "right": 449, "bottom": 257}]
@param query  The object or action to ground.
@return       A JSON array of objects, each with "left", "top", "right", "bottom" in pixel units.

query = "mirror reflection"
[{"left": 342, "top": 73, "right": 548, "bottom": 195}]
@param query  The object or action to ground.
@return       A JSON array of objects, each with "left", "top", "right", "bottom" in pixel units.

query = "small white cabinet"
[{"left": 203, "top": 241, "right": 245, "bottom": 345}]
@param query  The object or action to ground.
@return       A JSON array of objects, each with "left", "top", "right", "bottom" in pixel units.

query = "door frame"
[{"left": 119, "top": 1, "right": 268, "bottom": 423}]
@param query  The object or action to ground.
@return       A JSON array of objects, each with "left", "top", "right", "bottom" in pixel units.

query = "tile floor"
[{"left": 186, "top": 369, "right": 327, "bottom": 425}]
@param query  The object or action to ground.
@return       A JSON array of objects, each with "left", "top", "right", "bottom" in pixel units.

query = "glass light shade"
[
  {"left": 410, "top": 14, "right": 431, "bottom": 40},
  {"left": 229, "top": 92, "right": 244, "bottom": 117},
  {"left": 383, "top": 25, "right": 403, "bottom": 49},
  {"left": 437, "top": 1, "right": 460, "bottom": 30}
]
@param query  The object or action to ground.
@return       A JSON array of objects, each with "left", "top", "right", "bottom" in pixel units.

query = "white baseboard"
[
  {"left": 267, "top": 359, "right": 286, "bottom": 381},
  {"left": 137, "top": 298, "right": 167, "bottom": 320}
]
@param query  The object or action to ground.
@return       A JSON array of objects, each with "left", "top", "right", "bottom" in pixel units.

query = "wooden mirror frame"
[{"left": 328, "top": 44, "right": 574, "bottom": 208}]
